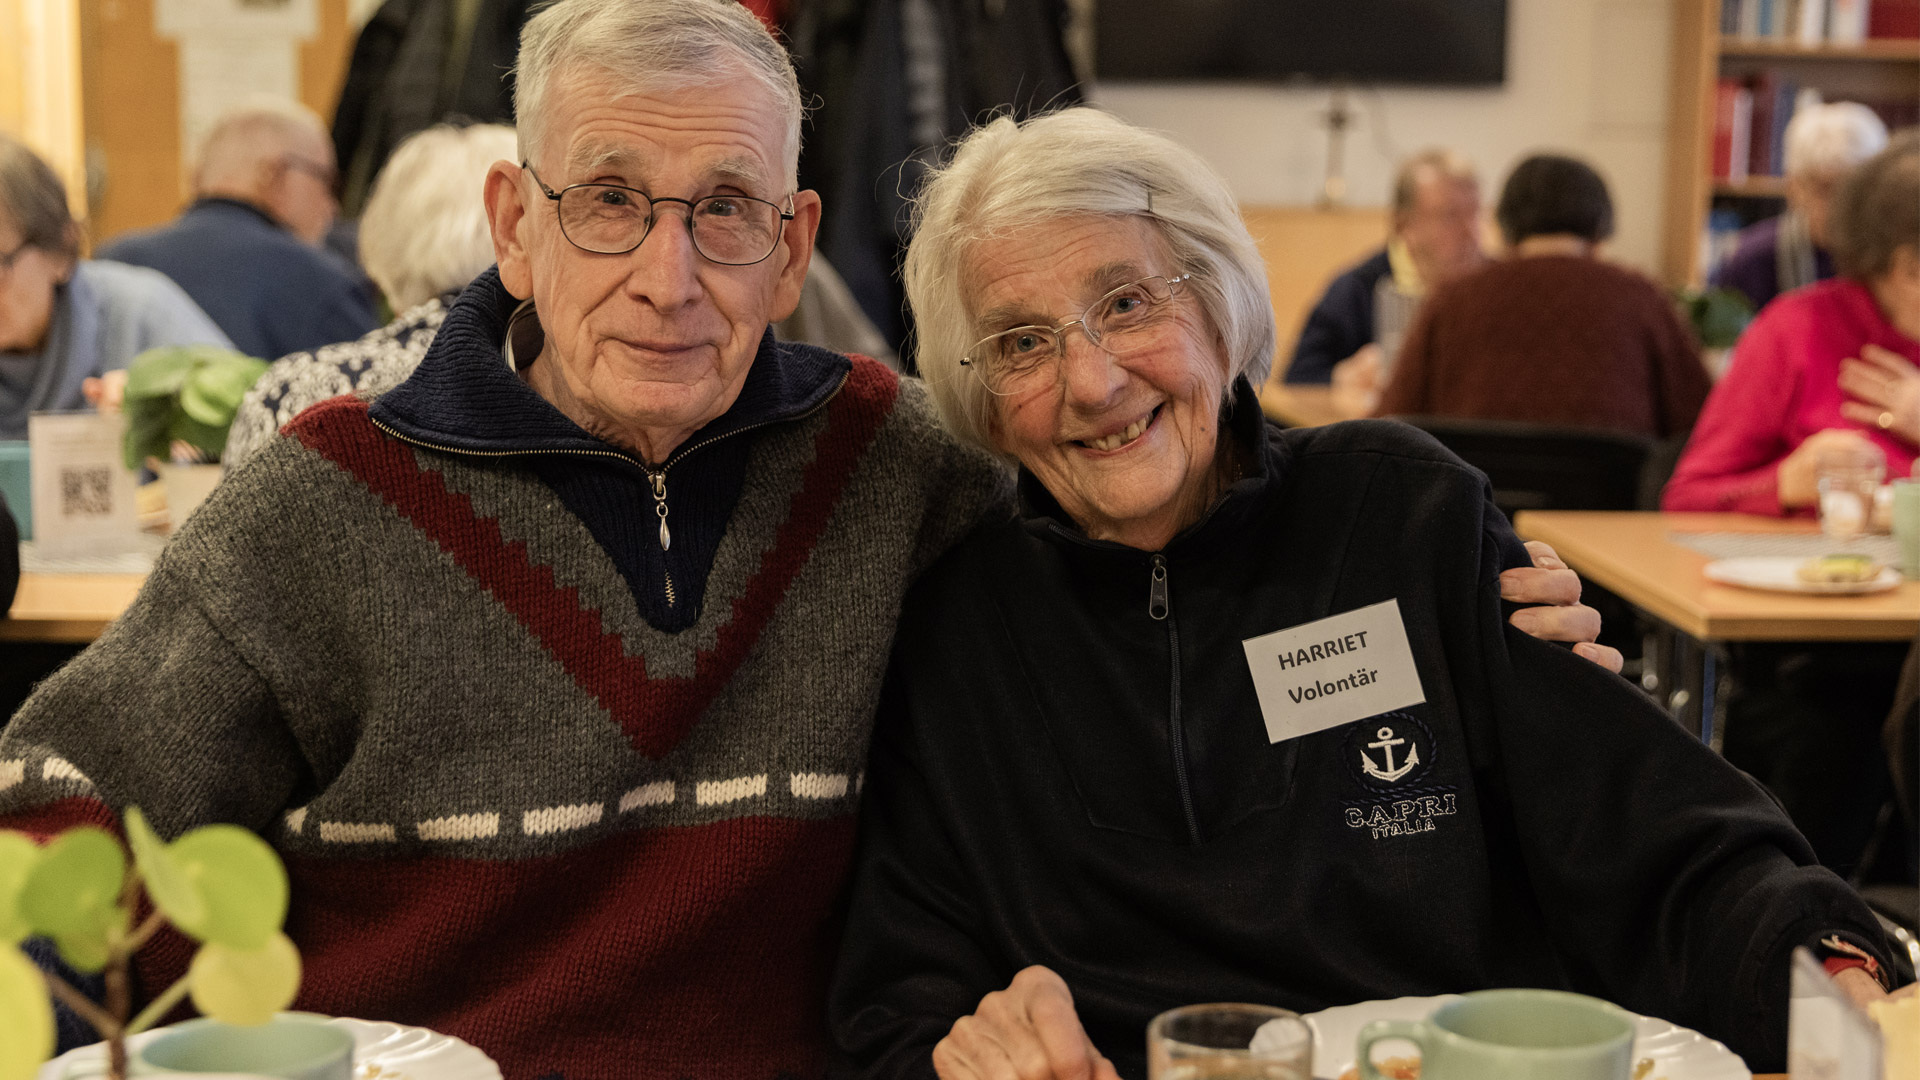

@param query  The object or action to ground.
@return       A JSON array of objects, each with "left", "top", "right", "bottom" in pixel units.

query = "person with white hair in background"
[
  {"left": 99, "top": 97, "right": 376, "bottom": 359},
  {"left": 222, "top": 122, "right": 518, "bottom": 470},
  {"left": 1711, "top": 101, "right": 1890, "bottom": 313}
]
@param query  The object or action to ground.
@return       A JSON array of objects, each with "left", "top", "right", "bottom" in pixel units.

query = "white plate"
[
  {"left": 1302, "top": 994, "right": 1750, "bottom": 1080},
  {"left": 36, "top": 1015, "right": 501, "bottom": 1080},
  {"left": 1703, "top": 556, "right": 1902, "bottom": 595}
]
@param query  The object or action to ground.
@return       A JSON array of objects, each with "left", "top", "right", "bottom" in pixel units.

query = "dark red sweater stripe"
[
  {"left": 0, "top": 794, "right": 118, "bottom": 842},
  {"left": 289, "top": 360, "right": 898, "bottom": 759}
]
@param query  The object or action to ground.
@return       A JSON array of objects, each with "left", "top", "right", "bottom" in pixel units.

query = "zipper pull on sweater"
[
  {"left": 1149, "top": 554, "right": 1169, "bottom": 620},
  {"left": 648, "top": 470, "right": 671, "bottom": 551}
]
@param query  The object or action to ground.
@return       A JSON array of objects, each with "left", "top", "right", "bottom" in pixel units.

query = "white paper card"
[
  {"left": 28, "top": 412, "right": 140, "bottom": 554},
  {"left": 1241, "top": 599, "right": 1427, "bottom": 744}
]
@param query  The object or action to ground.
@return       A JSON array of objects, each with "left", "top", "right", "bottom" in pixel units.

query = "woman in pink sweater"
[{"left": 1665, "top": 132, "right": 1920, "bottom": 514}]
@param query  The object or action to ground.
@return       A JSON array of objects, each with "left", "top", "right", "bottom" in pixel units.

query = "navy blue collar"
[
  {"left": 370, "top": 268, "right": 852, "bottom": 463},
  {"left": 185, "top": 197, "right": 289, "bottom": 234}
]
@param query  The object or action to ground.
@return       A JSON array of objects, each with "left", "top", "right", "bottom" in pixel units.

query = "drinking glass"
[
  {"left": 1816, "top": 445, "right": 1886, "bottom": 541},
  {"left": 1147, "top": 1003, "right": 1312, "bottom": 1080}
]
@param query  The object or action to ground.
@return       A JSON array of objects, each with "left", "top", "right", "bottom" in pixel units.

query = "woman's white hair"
[
  {"left": 513, "top": 0, "right": 802, "bottom": 188},
  {"left": 906, "top": 108, "right": 1276, "bottom": 454},
  {"left": 1785, "top": 102, "right": 1889, "bottom": 179},
  {"left": 358, "top": 123, "right": 518, "bottom": 311}
]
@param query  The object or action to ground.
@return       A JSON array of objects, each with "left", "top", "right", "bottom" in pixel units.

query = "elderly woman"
[
  {"left": 1662, "top": 131, "right": 1920, "bottom": 880},
  {"left": 0, "top": 134, "right": 229, "bottom": 441},
  {"left": 221, "top": 122, "right": 519, "bottom": 469},
  {"left": 1665, "top": 130, "right": 1920, "bottom": 514},
  {"left": 1711, "top": 102, "right": 1889, "bottom": 313},
  {"left": 829, "top": 109, "right": 1896, "bottom": 1080}
]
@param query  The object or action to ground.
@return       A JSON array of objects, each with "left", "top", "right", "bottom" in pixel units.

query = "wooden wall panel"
[
  {"left": 299, "top": 0, "right": 352, "bottom": 124},
  {"left": 1240, "top": 205, "right": 1391, "bottom": 381},
  {"left": 81, "top": 0, "right": 182, "bottom": 245}
]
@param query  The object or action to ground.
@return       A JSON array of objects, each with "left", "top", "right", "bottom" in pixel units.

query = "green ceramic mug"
[
  {"left": 138, "top": 1015, "right": 354, "bottom": 1080},
  {"left": 1355, "top": 989, "right": 1635, "bottom": 1080}
]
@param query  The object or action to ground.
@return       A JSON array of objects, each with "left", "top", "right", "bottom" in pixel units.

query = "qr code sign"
[{"left": 60, "top": 466, "right": 114, "bottom": 517}]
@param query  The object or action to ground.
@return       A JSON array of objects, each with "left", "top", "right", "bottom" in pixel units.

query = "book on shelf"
[
  {"left": 1722, "top": 0, "right": 1919, "bottom": 41},
  {"left": 1714, "top": 78, "right": 1754, "bottom": 182}
]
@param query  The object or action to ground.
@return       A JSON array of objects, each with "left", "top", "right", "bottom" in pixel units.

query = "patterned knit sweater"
[{"left": 0, "top": 273, "right": 1008, "bottom": 1079}]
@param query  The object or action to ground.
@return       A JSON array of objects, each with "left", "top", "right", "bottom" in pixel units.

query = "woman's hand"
[
  {"left": 933, "top": 966, "right": 1121, "bottom": 1080},
  {"left": 1839, "top": 343, "right": 1920, "bottom": 445},
  {"left": 1501, "top": 541, "right": 1623, "bottom": 673},
  {"left": 1777, "top": 428, "right": 1884, "bottom": 509}
]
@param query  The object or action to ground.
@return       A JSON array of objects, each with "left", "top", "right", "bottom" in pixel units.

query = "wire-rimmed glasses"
[
  {"left": 961, "top": 274, "right": 1193, "bottom": 396},
  {"left": 523, "top": 163, "right": 795, "bottom": 266}
]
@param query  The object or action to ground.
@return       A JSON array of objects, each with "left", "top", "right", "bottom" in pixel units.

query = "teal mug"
[
  {"left": 1355, "top": 989, "right": 1634, "bottom": 1080},
  {"left": 0, "top": 441, "right": 28, "bottom": 540},
  {"left": 139, "top": 1015, "right": 354, "bottom": 1080},
  {"left": 1892, "top": 479, "right": 1920, "bottom": 578}
]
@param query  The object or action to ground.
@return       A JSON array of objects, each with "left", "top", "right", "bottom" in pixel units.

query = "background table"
[
  {"left": 3, "top": 572, "right": 143, "bottom": 643},
  {"left": 1513, "top": 510, "right": 1920, "bottom": 745}
]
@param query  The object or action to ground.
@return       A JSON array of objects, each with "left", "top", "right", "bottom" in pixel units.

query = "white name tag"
[{"left": 1241, "top": 599, "right": 1427, "bottom": 744}]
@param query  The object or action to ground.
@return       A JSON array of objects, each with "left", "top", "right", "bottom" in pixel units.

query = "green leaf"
[
  {"left": 124, "top": 808, "right": 205, "bottom": 935},
  {"left": 179, "top": 358, "right": 268, "bottom": 427},
  {"left": 188, "top": 932, "right": 300, "bottom": 1026},
  {"left": 123, "top": 402, "right": 176, "bottom": 471},
  {"left": 0, "top": 944, "right": 54, "bottom": 1080},
  {"left": 19, "top": 828, "right": 125, "bottom": 973},
  {"left": 121, "top": 347, "right": 201, "bottom": 400},
  {"left": 0, "top": 833, "right": 38, "bottom": 945},
  {"left": 167, "top": 825, "right": 287, "bottom": 948},
  {"left": 169, "top": 414, "right": 232, "bottom": 463}
]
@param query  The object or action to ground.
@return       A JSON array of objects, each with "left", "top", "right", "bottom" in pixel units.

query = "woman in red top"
[{"left": 1665, "top": 132, "right": 1920, "bottom": 513}]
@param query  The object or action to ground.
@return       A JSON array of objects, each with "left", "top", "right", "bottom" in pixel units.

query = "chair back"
[{"left": 1391, "top": 416, "right": 1654, "bottom": 522}]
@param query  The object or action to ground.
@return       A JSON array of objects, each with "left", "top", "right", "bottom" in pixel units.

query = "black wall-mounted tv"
[{"left": 1095, "top": 0, "right": 1509, "bottom": 87}]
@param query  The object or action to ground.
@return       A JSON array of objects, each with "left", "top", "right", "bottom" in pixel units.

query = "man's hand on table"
[
  {"left": 1502, "top": 541, "right": 1624, "bottom": 674},
  {"left": 935, "top": 966, "right": 1120, "bottom": 1080}
]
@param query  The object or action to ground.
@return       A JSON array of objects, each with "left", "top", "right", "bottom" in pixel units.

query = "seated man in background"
[
  {"left": 99, "top": 98, "right": 376, "bottom": 360},
  {"left": 1712, "top": 101, "right": 1888, "bottom": 314},
  {"left": 223, "top": 121, "right": 520, "bottom": 470},
  {"left": 1378, "top": 153, "right": 1710, "bottom": 440},
  {"left": 1281, "top": 148, "right": 1484, "bottom": 401}
]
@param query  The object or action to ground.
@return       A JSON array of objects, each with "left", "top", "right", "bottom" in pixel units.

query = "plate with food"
[
  {"left": 37, "top": 1015, "right": 501, "bottom": 1080},
  {"left": 1302, "top": 995, "right": 1749, "bottom": 1080},
  {"left": 1703, "top": 554, "right": 1902, "bottom": 595}
]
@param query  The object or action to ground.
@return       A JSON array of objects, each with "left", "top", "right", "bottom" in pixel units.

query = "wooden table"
[
  {"left": 1513, "top": 510, "right": 1920, "bottom": 744},
  {"left": 1261, "top": 383, "right": 1372, "bottom": 429},
  {"left": 3, "top": 572, "right": 144, "bottom": 643}
]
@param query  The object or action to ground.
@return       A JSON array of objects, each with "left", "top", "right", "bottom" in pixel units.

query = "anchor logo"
[{"left": 1360, "top": 725, "right": 1419, "bottom": 783}]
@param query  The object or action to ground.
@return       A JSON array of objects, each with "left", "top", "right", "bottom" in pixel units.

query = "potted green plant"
[
  {"left": 119, "top": 346, "right": 269, "bottom": 525},
  {"left": 0, "top": 809, "right": 301, "bottom": 1080}
]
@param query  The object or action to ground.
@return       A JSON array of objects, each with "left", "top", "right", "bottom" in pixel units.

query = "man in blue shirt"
[
  {"left": 1283, "top": 149, "right": 1484, "bottom": 392},
  {"left": 100, "top": 100, "right": 376, "bottom": 361}
]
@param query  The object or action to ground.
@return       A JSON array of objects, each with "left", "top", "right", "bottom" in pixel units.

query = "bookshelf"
[{"left": 1659, "top": 0, "right": 1919, "bottom": 287}]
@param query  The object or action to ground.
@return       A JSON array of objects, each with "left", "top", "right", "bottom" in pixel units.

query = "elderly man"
[
  {"left": 1283, "top": 148, "right": 1484, "bottom": 390},
  {"left": 1, "top": 2, "right": 1613, "bottom": 1076},
  {"left": 1711, "top": 101, "right": 1889, "bottom": 313},
  {"left": 99, "top": 99, "right": 376, "bottom": 359}
]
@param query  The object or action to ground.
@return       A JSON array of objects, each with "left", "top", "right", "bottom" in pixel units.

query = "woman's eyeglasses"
[{"left": 962, "top": 274, "right": 1193, "bottom": 396}]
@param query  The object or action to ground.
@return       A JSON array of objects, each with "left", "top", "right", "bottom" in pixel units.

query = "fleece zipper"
[{"left": 1149, "top": 552, "right": 1202, "bottom": 846}]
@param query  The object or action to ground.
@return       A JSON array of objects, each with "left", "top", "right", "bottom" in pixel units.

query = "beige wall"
[{"left": 1093, "top": 0, "right": 1676, "bottom": 277}]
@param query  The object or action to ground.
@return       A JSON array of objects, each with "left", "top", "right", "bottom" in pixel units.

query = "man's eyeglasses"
[
  {"left": 961, "top": 274, "right": 1194, "bottom": 397},
  {"left": 523, "top": 163, "right": 795, "bottom": 267}
]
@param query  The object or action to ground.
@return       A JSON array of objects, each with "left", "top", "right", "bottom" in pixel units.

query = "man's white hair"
[
  {"left": 194, "top": 97, "right": 330, "bottom": 193},
  {"left": 359, "top": 123, "right": 518, "bottom": 311},
  {"left": 906, "top": 108, "right": 1276, "bottom": 455},
  {"left": 1785, "top": 102, "right": 1889, "bottom": 179},
  {"left": 513, "top": 0, "right": 803, "bottom": 189}
]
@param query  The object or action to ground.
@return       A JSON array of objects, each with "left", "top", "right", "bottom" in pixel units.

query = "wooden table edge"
[{"left": 1513, "top": 511, "right": 1920, "bottom": 642}]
